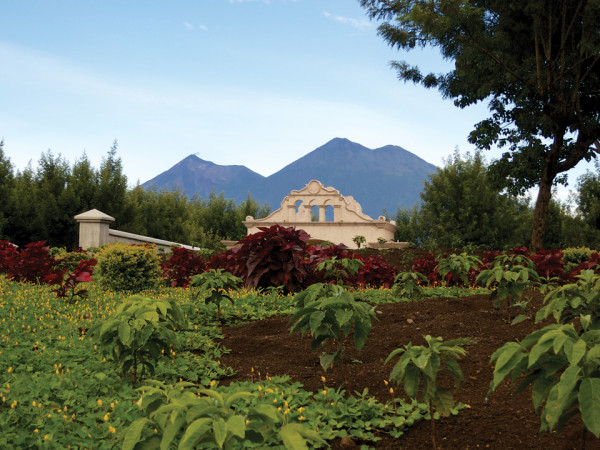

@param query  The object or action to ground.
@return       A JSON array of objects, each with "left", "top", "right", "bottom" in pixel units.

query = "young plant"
[
  {"left": 392, "top": 271, "right": 428, "bottom": 300},
  {"left": 352, "top": 235, "right": 366, "bottom": 249},
  {"left": 89, "top": 295, "right": 187, "bottom": 386},
  {"left": 476, "top": 255, "right": 540, "bottom": 323},
  {"left": 436, "top": 253, "right": 482, "bottom": 297},
  {"left": 289, "top": 287, "right": 378, "bottom": 372},
  {"left": 43, "top": 258, "right": 96, "bottom": 302},
  {"left": 316, "top": 256, "right": 363, "bottom": 286},
  {"left": 190, "top": 269, "right": 242, "bottom": 323},
  {"left": 386, "top": 335, "right": 472, "bottom": 449},
  {"left": 489, "top": 270, "right": 600, "bottom": 442},
  {"left": 122, "top": 380, "right": 326, "bottom": 449}
]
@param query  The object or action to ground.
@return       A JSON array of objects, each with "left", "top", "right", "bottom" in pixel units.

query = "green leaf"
[
  {"left": 334, "top": 308, "right": 353, "bottom": 327},
  {"left": 568, "top": 339, "right": 587, "bottom": 366},
  {"left": 178, "top": 417, "right": 211, "bottom": 450},
  {"left": 213, "top": 417, "right": 227, "bottom": 449},
  {"left": 309, "top": 311, "right": 326, "bottom": 332},
  {"left": 122, "top": 418, "right": 151, "bottom": 450},
  {"left": 579, "top": 378, "right": 600, "bottom": 438},
  {"left": 226, "top": 415, "right": 246, "bottom": 440},
  {"left": 118, "top": 321, "right": 132, "bottom": 346}
]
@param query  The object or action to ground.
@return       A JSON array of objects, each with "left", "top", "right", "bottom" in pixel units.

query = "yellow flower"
[
  {"left": 44, "top": 435, "right": 50, "bottom": 441},
  {"left": 32, "top": 400, "right": 37, "bottom": 407},
  {"left": 97, "top": 399, "right": 103, "bottom": 406},
  {"left": 108, "top": 426, "right": 116, "bottom": 434},
  {"left": 321, "top": 390, "right": 327, "bottom": 395},
  {"left": 389, "top": 388, "right": 394, "bottom": 395},
  {"left": 320, "top": 376, "right": 326, "bottom": 383},
  {"left": 210, "top": 380, "right": 216, "bottom": 387},
  {"left": 298, "top": 415, "right": 305, "bottom": 421},
  {"left": 7, "top": 367, "right": 12, "bottom": 373},
  {"left": 103, "top": 413, "right": 110, "bottom": 421},
  {"left": 34, "top": 429, "right": 39, "bottom": 433},
  {"left": 297, "top": 407, "right": 304, "bottom": 413}
]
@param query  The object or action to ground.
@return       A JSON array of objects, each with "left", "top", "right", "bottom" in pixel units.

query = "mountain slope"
[
  {"left": 142, "top": 138, "right": 437, "bottom": 217},
  {"left": 142, "top": 155, "right": 266, "bottom": 203}
]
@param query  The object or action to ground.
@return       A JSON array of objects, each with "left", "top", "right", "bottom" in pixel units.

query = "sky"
[{"left": 1, "top": 0, "right": 596, "bottom": 201}]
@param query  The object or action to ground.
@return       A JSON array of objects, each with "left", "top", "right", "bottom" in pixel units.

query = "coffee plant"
[
  {"left": 89, "top": 295, "right": 187, "bottom": 386},
  {"left": 386, "top": 335, "right": 472, "bottom": 449},
  {"left": 289, "top": 286, "right": 378, "bottom": 372},
  {"left": 489, "top": 270, "right": 600, "bottom": 441},
  {"left": 190, "top": 269, "right": 243, "bottom": 322}
]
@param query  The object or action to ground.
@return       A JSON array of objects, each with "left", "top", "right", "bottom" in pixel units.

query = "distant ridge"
[{"left": 142, "top": 138, "right": 437, "bottom": 217}]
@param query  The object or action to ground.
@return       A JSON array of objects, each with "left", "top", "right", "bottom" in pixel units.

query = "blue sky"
[{"left": 0, "top": 0, "right": 595, "bottom": 201}]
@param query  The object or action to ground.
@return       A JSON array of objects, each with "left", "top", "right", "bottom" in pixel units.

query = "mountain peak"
[{"left": 142, "top": 138, "right": 437, "bottom": 216}]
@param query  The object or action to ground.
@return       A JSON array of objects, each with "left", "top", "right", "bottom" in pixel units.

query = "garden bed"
[{"left": 219, "top": 291, "right": 596, "bottom": 449}]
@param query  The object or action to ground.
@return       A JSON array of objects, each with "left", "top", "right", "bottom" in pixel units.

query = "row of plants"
[{"left": 1, "top": 267, "right": 462, "bottom": 448}]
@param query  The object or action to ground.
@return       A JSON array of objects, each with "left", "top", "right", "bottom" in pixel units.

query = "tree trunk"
[{"left": 531, "top": 174, "right": 554, "bottom": 252}]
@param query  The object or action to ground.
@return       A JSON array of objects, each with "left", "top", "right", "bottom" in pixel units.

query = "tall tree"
[
  {"left": 95, "top": 140, "right": 128, "bottom": 224},
  {"left": 0, "top": 140, "right": 15, "bottom": 238},
  {"left": 415, "top": 151, "right": 528, "bottom": 248},
  {"left": 576, "top": 162, "right": 600, "bottom": 230},
  {"left": 361, "top": 0, "right": 600, "bottom": 250}
]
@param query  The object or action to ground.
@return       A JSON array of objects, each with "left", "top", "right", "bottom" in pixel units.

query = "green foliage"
[
  {"left": 489, "top": 270, "right": 600, "bottom": 438},
  {"left": 90, "top": 295, "right": 187, "bottom": 386},
  {"left": 316, "top": 257, "right": 363, "bottom": 286},
  {"left": 190, "top": 269, "right": 243, "bottom": 322},
  {"left": 436, "top": 252, "right": 482, "bottom": 297},
  {"left": 122, "top": 380, "right": 326, "bottom": 449},
  {"left": 386, "top": 335, "right": 472, "bottom": 448},
  {"left": 289, "top": 285, "right": 378, "bottom": 372},
  {"left": 361, "top": 0, "right": 600, "bottom": 251},
  {"left": 414, "top": 152, "right": 529, "bottom": 249},
  {"left": 96, "top": 243, "right": 162, "bottom": 292},
  {"left": 476, "top": 256, "right": 540, "bottom": 322},
  {"left": 352, "top": 235, "right": 366, "bottom": 249},
  {"left": 392, "top": 271, "right": 428, "bottom": 300},
  {"left": 563, "top": 247, "right": 597, "bottom": 273},
  {"left": 536, "top": 270, "right": 600, "bottom": 325}
]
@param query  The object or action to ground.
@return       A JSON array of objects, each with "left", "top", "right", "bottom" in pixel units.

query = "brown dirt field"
[{"left": 218, "top": 291, "right": 600, "bottom": 449}]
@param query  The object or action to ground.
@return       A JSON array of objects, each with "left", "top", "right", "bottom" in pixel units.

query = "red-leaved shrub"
[
  {"left": 225, "top": 225, "right": 312, "bottom": 293},
  {"left": 161, "top": 246, "right": 207, "bottom": 288}
]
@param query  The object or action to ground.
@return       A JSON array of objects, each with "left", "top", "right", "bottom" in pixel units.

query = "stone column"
[{"left": 74, "top": 209, "right": 115, "bottom": 250}]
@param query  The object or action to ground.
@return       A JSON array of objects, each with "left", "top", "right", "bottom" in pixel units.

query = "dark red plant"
[
  {"left": 161, "top": 246, "right": 207, "bottom": 288},
  {"left": 0, "top": 240, "right": 19, "bottom": 274},
  {"left": 225, "top": 225, "right": 312, "bottom": 293},
  {"left": 349, "top": 254, "right": 397, "bottom": 288},
  {"left": 531, "top": 249, "right": 565, "bottom": 280},
  {"left": 569, "top": 252, "right": 600, "bottom": 278},
  {"left": 411, "top": 253, "right": 441, "bottom": 284},
  {"left": 44, "top": 258, "right": 97, "bottom": 302},
  {"left": 4, "top": 241, "right": 57, "bottom": 283}
]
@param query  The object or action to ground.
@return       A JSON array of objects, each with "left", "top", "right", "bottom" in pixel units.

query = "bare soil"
[{"left": 219, "top": 291, "right": 600, "bottom": 449}]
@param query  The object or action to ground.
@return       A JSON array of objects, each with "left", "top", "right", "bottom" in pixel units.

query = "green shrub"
[
  {"left": 96, "top": 243, "right": 161, "bottom": 292},
  {"left": 562, "top": 246, "right": 597, "bottom": 273},
  {"left": 53, "top": 248, "right": 92, "bottom": 272}
]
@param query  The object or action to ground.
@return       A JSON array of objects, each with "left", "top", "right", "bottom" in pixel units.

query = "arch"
[
  {"left": 325, "top": 205, "right": 334, "bottom": 222},
  {"left": 311, "top": 205, "right": 320, "bottom": 222}
]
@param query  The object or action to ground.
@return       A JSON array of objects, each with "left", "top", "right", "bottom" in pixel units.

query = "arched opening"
[
  {"left": 295, "top": 200, "right": 304, "bottom": 220},
  {"left": 325, "top": 205, "right": 334, "bottom": 222},
  {"left": 311, "top": 205, "right": 320, "bottom": 222}
]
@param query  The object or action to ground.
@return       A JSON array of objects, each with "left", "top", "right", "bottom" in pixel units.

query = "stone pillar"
[
  {"left": 74, "top": 209, "right": 115, "bottom": 250},
  {"left": 318, "top": 206, "right": 325, "bottom": 222}
]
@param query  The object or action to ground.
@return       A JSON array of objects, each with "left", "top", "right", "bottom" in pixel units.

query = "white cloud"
[
  {"left": 198, "top": 24, "right": 209, "bottom": 31},
  {"left": 323, "top": 11, "right": 371, "bottom": 30},
  {"left": 183, "top": 21, "right": 193, "bottom": 30}
]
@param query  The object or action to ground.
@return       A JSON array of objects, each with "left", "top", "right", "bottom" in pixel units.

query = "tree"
[
  {"left": 576, "top": 162, "right": 600, "bottom": 230},
  {"left": 95, "top": 140, "right": 128, "bottom": 225},
  {"left": 416, "top": 151, "right": 527, "bottom": 249},
  {"left": 361, "top": 0, "right": 600, "bottom": 250},
  {"left": 0, "top": 140, "right": 14, "bottom": 238}
]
